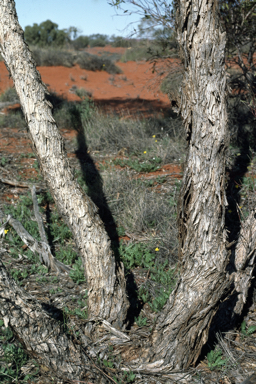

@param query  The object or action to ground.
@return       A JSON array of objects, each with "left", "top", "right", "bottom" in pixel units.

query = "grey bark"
[
  {"left": 0, "top": 0, "right": 255, "bottom": 380},
  {"left": 0, "top": 0, "right": 129, "bottom": 327},
  {"left": 0, "top": 259, "right": 90, "bottom": 381},
  {"left": 134, "top": 0, "right": 255, "bottom": 371}
]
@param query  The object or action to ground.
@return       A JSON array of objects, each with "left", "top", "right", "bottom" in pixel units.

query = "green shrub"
[
  {"left": 30, "top": 46, "right": 74, "bottom": 67},
  {"left": 75, "top": 52, "right": 122, "bottom": 74},
  {"left": 0, "top": 87, "right": 18, "bottom": 102},
  {"left": 72, "top": 35, "right": 89, "bottom": 50},
  {"left": 120, "top": 46, "right": 152, "bottom": 62},
  {"left": 89, "top": 38, "right": 106, "bottom": 47},
  {"left": 110, "top": 36, "right": 133, "bottom": 48},
  {"left": 69, "top": 257, "right": 86, "bottom": 284},
  {"left": 0, "top": 110, "right": 27, "bottom": 129},
  {"left": 88, "top": 33, "right": 109, "bottom": 47},
  {"left": 207, "top": 348, "right": 227, "bottom": 371},
  {"left": 120, "top": 242, "right": 155, "bottom": 269}
]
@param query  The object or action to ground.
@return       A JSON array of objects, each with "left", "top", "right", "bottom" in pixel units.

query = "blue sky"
[{"left": 15, "top": 0, "right": 141, "bottom": 38}]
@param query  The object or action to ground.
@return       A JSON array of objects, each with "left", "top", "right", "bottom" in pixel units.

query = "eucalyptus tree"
[{"left": 0, "top": 0, "right": 255, "bottom": 381}]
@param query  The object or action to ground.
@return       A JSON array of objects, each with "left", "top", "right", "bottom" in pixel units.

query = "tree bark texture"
[
  {"left": 143, "top": 0, "right": 232, "bottom": 370},
  {"left": 0, "top": 259, "right": 90, "bottom": 381},
  {"left": 0, "top": 0, "right": 128, "bottom": 327}
]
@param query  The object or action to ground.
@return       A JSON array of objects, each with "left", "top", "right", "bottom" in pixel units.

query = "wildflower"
[
  {"left": 144, "top": 151, "right": 147, "bottom": 154},
  {"left": 235, "top": 185, "right": 239, "bottom": 188},
  {"left": 155, "top": 140, "right": 157, "bottom": 143},
  {"left": 228, "top": 209, "right": 232, "bottom": 213},
  {"left": 155, "top": 247, "right": 159, "bottom": 251},
  {"left": 4, "top": 229, "right": 8, "bottom": 234},
  {"left": 152, "top": 135, "right": 156, "bottom": 138}
]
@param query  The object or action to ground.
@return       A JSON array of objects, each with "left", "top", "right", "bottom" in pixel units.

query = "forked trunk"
[
  {"left": 0, "top": 0, "right": 129, "bottom": 327},
  {"left": 0, "top": 0, "right": 255, "bottom": 380}
]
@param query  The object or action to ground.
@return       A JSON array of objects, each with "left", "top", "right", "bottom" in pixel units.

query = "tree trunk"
[
  {"left": 0, "top": 259, "right": 90, "bottom": 381},
  {"left": 137, "top": 0, "right": 255, "bottom": 371},
  {"left": 0, "top": 0, "right": 129, "bottom": 327},
  {"left": 139, "top": 0, "right": 233, "bottom": 369}
]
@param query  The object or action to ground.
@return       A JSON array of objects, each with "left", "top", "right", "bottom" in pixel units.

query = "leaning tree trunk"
[{"left": 0, "top": 0, "right": 128, "bottom": 327}]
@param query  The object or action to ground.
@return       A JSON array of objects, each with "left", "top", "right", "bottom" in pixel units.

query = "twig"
[
  {"left": 0, "top": 207, "right": 70, "bottom": 275},
  {"left": 81, "top": 346, "right": 118, "bottom": 384},
  {"left": 31, "top": 185, "right": 48, "bottom": 244},
  {"left": 0, "top": 175, "right": 43, "bottom": 189}
]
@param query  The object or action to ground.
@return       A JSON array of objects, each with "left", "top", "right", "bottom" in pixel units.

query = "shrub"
[
  {"left": 110, "top": 36, "right": 133, "bottom": 48},
  {"left": 120, "top": 46, "right": 152, "bottom": 62},
  {"left": 0, "top": 110, "right": 27, "bottom": 129},
  {"left": 30, "top": 47, "right": 74, "bottom": 67},
  {"left": 0, "top": 87, "right": 18, "bottom": 102},
  {"left": 72, "top": 35, "right": 89, "bottom": 50},
  {"left": 88, "top": 33, "right": 109, "bottom": 47},
  {"left": 84, "top": 109, "right": 185, "bottom": 161},
  {"left": 75, "top": 52, "right": 122, "bottom": 74},
  {"left": 89, "top": 38, "right": 106, "bottom": 47}
]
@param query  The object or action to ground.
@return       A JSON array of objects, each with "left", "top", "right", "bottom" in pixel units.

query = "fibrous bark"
[
  {"left": 0, "top": 259, "right": 89, "bottom": 381},
  {"left": 137, "top": 0, "right": 233, "bottom": 370},
  {"left": 0, "top": 0, "right": 128, "bottom": 326}
]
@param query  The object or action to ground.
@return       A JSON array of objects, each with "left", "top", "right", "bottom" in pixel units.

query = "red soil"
[
  {"left": 0, "top": 49, "right": 183, "bottom": 211},
  {"left": 0, "top": 52, "right": 177, "bottom": 116}
]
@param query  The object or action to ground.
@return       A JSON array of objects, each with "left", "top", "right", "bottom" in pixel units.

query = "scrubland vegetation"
[{"left": 0, "top": 78, "right": 256, "bottom": 382}]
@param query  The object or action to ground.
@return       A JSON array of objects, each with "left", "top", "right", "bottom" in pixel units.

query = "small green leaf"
[{"left": 247, "top": 325, "right": 256, "bottom": 335}]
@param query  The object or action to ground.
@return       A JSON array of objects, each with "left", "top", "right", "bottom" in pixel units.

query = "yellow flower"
[
  {"left": 235, "top": 185, "right": 239, "bottom": 188},
  {"left": 228, "top": 209, "right": 232, "bottom": 213},
  {"left": 155, "top": 140, "right": 157, "bottom": 142},
  {"left": 4, "top": 229, "right": 8, "bottom": 234},
  {"left": 152, "top": 135, "right": 156, "bottom": 138},
  {"left": 103, "top": 64, "right": 105, "bottom": 66},
  {"left": 155, "top": 247, "right": 159, "bottom": 251},
  {"left": 144, "top": 151, "right": 147, "bottom": 154}
]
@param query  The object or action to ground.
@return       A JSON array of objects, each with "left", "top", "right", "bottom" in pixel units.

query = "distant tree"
[
  {"left": 65, "top": 26, "right": 82, "bottom": 40},
  {"left": 110, "top": 35, "right": 132, "bottom": 47},
  {"left": 72, "top": 35, "right": 90, "bottom": 50},
  {"left": 24, "top": 19, "right": 70, "bottom": 47},
  {"left": 88, "top": 33, "right": 109, "bottom": 47},
  {"left": 24, "top": 23, "right": 41, "bottom": 45}
]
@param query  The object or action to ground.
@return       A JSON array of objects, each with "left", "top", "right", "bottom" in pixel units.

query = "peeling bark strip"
[
  {"left": 0, "top": 0, "right": 129, "bottom": 325},
  {"left": 144, "top": 0, "right": 232, "bottom": 369}
]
